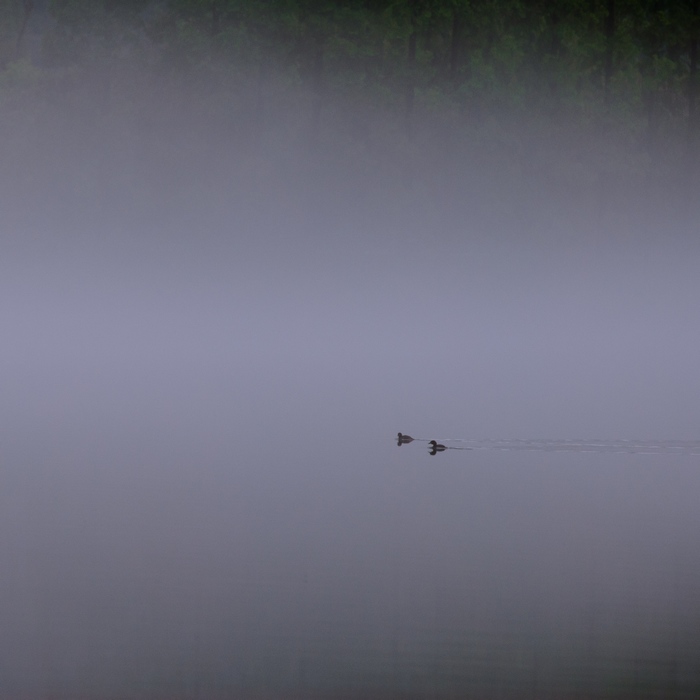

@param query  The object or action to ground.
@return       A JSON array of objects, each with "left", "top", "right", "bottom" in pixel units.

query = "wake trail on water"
[{"left": 422, "top": 438, "right": 700, "bottom": 455}]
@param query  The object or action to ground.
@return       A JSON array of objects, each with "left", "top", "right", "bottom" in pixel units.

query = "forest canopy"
[{"left": 2, "top": 0, "right": 698, "bottom": 234}]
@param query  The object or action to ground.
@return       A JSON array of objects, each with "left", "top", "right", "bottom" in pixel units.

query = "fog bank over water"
[
  {"left": 2, "top": 5, "right": 700, "bottom": 694},
  {"left": 3, "top": 202, "right": 700, "bottom": 696},
  {"left": 6, "top": 218, "right": 700, "bottom": 441}
]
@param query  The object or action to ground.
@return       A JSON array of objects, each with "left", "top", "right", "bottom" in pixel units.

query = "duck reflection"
[{"left": 429, "top": 440, "right": 446, "bottom": 455}]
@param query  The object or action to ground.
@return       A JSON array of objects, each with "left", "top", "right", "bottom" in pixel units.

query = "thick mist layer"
[
  {"left": 4, "top": 220, "right": 700, "bottom": 698},
  {"left": 2, "top": 2, "right": 700, "bottom": 698}
]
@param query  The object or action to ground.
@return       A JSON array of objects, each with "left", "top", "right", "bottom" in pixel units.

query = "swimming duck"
[
  {"left": 397, "top": 432, "right": 414, "bottom": 446},
  {"left": 429, "top": 440, "right": 446, "bottom": 455}
]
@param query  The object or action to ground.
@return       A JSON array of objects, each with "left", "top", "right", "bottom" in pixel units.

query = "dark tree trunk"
[
  {"left": 365, "top": 33, "right": 385, "bottom": 88},
  {"left": 686, "top": 1, "right": 700, "bottom": 194},
  {"left": 14, "top": 0, "right": 34, "bottom": 61},
  {"left": 603, "top": 0, "right": 615, "bottom": 107},
  {"left": 309, "top": 38, "right": 325, "bottom": 149},
  {"left": 689, "top": 2, "right": 700, "bottom": 153},
  {"left": 250, "top": 59, "right": 267, "bottom": 154},
  {"left": 449, "top": 9, "right": 464, "bottom": 82},
  {"left": 211, "top": 1, "right": 221, "bottom": 38},
  {"left": 690, "top": 37, "right": 697, "bottom": 144},
  {"left": 405, "top": 22, "right": 417, "bottom": 135}
]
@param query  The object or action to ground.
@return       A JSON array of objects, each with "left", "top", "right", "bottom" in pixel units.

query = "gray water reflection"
[
  {"left": 3, "top": 417, "right": 700, "bottom": 698},
  {"left": 3, "top": 234, "right": 700, "bottom": 698}
]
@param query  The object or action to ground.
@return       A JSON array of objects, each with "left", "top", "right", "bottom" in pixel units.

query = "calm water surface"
[
  {"left": 3, "top": 376, "right": 700, "bottom": 698},
  {"left": 2, "top": 232, "right": 700, "bottom": 698}
]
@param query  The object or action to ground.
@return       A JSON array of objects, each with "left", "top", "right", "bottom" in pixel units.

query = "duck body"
[
  {"left": 429, "top": 440, "right": 447, "bottom": 455},
  {"left": 397, "top": 432, "right": 414, "bottom": 446}
]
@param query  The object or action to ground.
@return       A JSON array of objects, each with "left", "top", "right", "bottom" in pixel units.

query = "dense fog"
[{"left": 2, "top": 1, "right": 700, "bottom": 697}]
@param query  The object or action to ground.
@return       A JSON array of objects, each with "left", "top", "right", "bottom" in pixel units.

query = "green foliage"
[
  {"left": 2, "top": 0, "right": 698, "bottom": 190},
  {"left": 43, "top": 0, "right": 150, "bottom": 66}
]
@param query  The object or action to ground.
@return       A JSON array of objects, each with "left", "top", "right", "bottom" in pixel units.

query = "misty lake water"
[
  {"left": 6, "top": 2, "right": 700, "bottom": 694},
  {"left": 4, "top": 374, "right": 700, "bottom": 698},
  {"left": 3, "top": 225, "right": 700, "bottom": 699}
]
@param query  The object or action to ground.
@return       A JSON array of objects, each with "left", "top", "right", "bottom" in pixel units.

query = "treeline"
[{"left": 2, "top": 0, "right": 698, "bottom": 230}]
